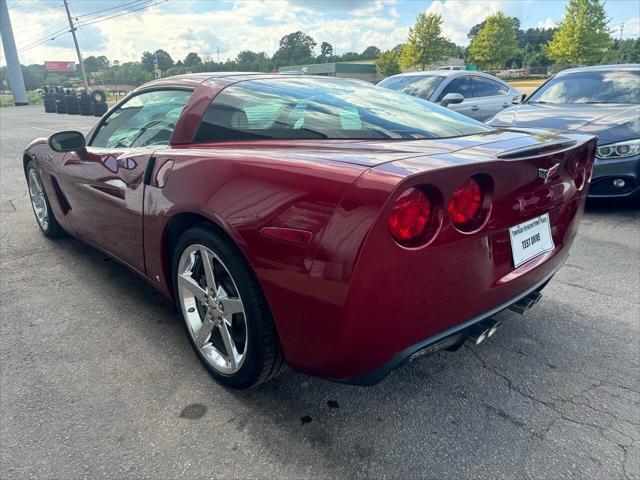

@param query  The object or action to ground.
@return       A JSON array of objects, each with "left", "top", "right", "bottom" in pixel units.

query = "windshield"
[
  {"left": 195, "top": 77, "right": 491, "bottom": 142},
  {"left": 377, "top": 75, "right": 445, "bottom": 100},
  {"left": 528, "top": 70, "right": 640, "bottom": 104}
]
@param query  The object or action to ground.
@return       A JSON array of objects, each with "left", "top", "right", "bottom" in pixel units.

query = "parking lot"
[{"left": 1, "top": 105, "right": 639, "bottom": 479}]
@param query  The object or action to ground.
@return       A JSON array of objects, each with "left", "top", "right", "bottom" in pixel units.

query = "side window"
[
  {"left": 91, "top": 90, "right": 191, "bottom": 148},
  {"left": 437, "top": 76, "right": 473, "bottom": 101},
  {"left": 472, "top": 77, "right": 506, "bottom": 97}
]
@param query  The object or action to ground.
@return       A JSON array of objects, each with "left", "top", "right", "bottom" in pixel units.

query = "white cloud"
[
  {"left": 537, "top": 17, "right": 555, "bottom": 29},
  {"left": 4, "top": 0, "right": 408, "bottom": 66},
  {"left": 611, "top": 17, "right": 640, "bottom": 39},
  {"left": 426, "top": 0, "right": 534, "bottom": 45}
]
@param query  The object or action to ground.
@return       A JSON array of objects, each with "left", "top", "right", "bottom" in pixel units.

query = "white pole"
[{"left": 0, "top": 0, "right": 28, "bottom": 105}]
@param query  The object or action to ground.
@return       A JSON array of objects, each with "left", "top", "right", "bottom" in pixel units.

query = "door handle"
[
  {"left": 502, "top": 103, "right": 509, "bottom": 108},
  {"left": 470, "top": 106, "right": 479, "bottom": 111}
]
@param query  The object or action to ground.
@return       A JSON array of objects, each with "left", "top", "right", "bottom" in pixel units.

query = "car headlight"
[{"left": 596, "top": 139, "right": 640, "bottom": 159}]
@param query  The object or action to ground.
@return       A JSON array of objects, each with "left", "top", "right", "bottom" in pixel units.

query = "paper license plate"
[{"left": 509, "top": 213, "right": 555, "bottom": 267}]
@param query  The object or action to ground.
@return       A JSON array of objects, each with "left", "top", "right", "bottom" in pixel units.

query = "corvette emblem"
[{"left": 538, "top": 163, "right": 560, "bottom": 184}]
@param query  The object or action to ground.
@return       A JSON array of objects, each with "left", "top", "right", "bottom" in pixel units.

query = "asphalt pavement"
[{"left": 1, "top": 105, "right": 639, "bottom": 480}]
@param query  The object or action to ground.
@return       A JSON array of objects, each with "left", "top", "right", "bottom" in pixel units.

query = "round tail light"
[
  {"left": 388, "top": 187, "right": 431, "bottom": 244},
  {"left": 448, "top": 178, "right": 484, "bottom": 228}
]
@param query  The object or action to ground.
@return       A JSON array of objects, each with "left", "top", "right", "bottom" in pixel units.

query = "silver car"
[{"left": 378, "top": 70, "right": 521, "bottom": 121}]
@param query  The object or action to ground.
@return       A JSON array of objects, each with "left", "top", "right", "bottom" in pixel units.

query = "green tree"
[
  {"left": 468, "top": 12, "right": 518, "bottom": 69},
  {"left": 84, "top": 55, "right": 109, "bottom": 73},
  {"left": 602, "top": 38, "right": 640, "bottom": 64},
  {"left": 183, "top": 52, "right": 202, "bottom": 69},
  {"left": 376, "top": 50, "right": 400, "bottom": 77},
  {"left": 320, "top": 41, "right": 334, "bottom": 57},
  {"left": 361, "top": 46, "right": 381, "bottom": 59},
  {"left": 468, "top": 17, "right": 520, "bottom": 42},
  {"left": 141, "top": 49, "right": 174, "bottom": 72},
  {"left": 235, "top": 51, "right": 270, "bottom": 71},
  {"left": 547, "top": 0, "right": 610, "bottom": 64},
  {"left": 272, "top": 31, "right": 317, "bottom": 66},
  {"left": 400, "top": 13, "right": 449, "bottom": 70},
  {"left": 21, "top": 64, "right": 47, "bottom": 90}
]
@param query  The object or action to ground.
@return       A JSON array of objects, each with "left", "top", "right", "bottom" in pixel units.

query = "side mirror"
[
  {"left": 49, "top": 130, "right": 86, "bottom": 153},
  {"left": 440, "top": 92, "right": 464, "bottom": 107},
  {"left": 512, "top": 93, "right": 527, "bottom": 105}
]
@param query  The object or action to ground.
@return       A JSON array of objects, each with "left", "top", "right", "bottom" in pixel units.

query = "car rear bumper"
[
  {"left": 589, "top": 154, "right": 640, "bottom": 198},
  {"left": 336, "top": 259, "right": 564, "bottom": 385}
]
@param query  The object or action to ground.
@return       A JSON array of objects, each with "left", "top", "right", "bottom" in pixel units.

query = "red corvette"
[{"left": 24, "top": 73, "right": 596, "bottom": 388}]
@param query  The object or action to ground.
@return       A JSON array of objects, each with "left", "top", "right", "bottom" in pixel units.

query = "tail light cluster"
[
  {"left": 388, "top": 188, "right": 432, "bottom": 243},
  {"left": 388, "top": 175, "right": 492, "bottom": 247}
]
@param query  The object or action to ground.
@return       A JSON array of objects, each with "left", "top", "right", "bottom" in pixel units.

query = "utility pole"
[
  {"left": 619, "top": 22, "right": 624, "bottom": 41},
  {"left": 62, "top": 0, "right": 90, "bottom": 91},
  {"left": 0, "top": 0, "right": 28, "bottom": 105}
]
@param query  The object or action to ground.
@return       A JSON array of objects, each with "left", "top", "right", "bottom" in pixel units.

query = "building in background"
[
  {"left": 278, "top": 57, "right": 467, "bottom": 82},
  {"left": 278, "top": 60, "right": 383, "bottom": 83}
]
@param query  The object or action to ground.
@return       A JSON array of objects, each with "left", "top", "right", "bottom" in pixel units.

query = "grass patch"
[{"left": 0, "top": 91, "right": 44, "bottom": 107}]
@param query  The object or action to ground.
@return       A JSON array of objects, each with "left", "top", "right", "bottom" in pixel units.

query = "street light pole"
[{"left": 62, "top": 0, "right": 90, "bottom": 91}]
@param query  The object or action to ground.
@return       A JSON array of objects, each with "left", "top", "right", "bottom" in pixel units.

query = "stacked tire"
[
  {"left": 54, "top": 87, "right": 67, "bottom": 114},
  {"left": 65, "top": 89, "right": 80, "bottom": 115},
  {"left": 91, "top": 90, "right": 108, "bottom": 117},
  {"left": 79, "top": 91, "right": 93, "bottom": 116},
  {"left": 43, "top": 87, "right": 57, "bottom": 113}
]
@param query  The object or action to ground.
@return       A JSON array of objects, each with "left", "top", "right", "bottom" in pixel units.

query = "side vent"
[{"left": 50, "top": 175, "right": 71, "bottom": 214}]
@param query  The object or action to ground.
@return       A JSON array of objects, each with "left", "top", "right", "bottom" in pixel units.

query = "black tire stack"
[
  {"left": 54, "top": 87, "right": 67, "bottom": 114},
  {"left": 65, "top": 89, "right": 80, "bottom": 115},
  {"left": 43, "top": 86, "right": 108, "bottom": 117},
  {"left": 91, "top": 90, "right": 108, "bottom": 117},
  {"left": 43, "top": 87, "right": 57, "bottom": 113},
  {"left": 79, "top": 91, "right": 93, "bottom": 116}
]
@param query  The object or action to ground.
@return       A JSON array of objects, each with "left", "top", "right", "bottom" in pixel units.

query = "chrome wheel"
[
  {"left": 28, "top": 168, "right": 49, "bottom": 231},
  {"left": 177, "top": 244, "right": 248, "bottom": 374}
]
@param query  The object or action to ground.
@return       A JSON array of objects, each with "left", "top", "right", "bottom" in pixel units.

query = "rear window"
[
  {"left": 528, "top": 70, "right": 640, "bottom": 104},
  {"left": 472, "top": 76, "right": 509, "bottom": 97},
  {"left": 194, "top": 77, "right": 492, "bottom": 142},
  {"left": 377, "top": 75, "right": 445, "bottom": 100}
]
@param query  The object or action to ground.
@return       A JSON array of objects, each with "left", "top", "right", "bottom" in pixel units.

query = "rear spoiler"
[{"left": 496, "top": 140, "right": 578, "bottom": 160}]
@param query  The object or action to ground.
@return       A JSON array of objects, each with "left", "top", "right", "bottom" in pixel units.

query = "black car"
[{"left": 488, "top": 64, "right": 639, "bottom": 199}]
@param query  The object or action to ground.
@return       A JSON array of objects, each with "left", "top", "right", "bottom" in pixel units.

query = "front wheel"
[
  {"left": 26, "top": 161, "right": 64, "bottom": 238},
  {"left": 173, "top": 226, "right": 285, "bottom": 389}
]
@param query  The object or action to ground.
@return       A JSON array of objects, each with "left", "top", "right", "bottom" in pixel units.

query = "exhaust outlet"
[
  {"left": 509, "top": 291, "right": 543, "bottom": 314},
  {"left": 468, "top": 318, "right": 500, "bottom": 345}
]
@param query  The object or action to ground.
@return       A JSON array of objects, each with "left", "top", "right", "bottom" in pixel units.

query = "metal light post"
[
  {"left": 0, "top": 0, "right": 28, "bottom": 105},
  {"left": 62, "top": 0, "right": 90, "bottom": 91}
]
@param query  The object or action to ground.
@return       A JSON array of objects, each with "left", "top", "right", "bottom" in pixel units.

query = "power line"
[
  {"left": 75, "top": 0, "right": 168, "bottom": 28},
  {"left": 17, "top": 0, "right": 169, "bottom": 53},
  {"left": 71, "top": 0, "right": 156, "bottom": 29},
  {"left": 74, "top": 0, "right": 147, "bottom": 18}
]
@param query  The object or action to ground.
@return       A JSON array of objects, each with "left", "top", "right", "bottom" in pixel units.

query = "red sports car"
[{"left": 24, "top": 73, "right": 595, "bottom": 388}]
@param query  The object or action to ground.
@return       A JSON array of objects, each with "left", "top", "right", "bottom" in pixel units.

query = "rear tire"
[
  {"left": 26, "top": 161, "right": 64, "bottom": 238},
  {"left": 172, "top": 226, "right": 285, "bottom": 389}
]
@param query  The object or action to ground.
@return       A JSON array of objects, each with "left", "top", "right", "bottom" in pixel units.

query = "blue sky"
[{"left": 3, "top": 0, "right": 639, "bottom": 66}]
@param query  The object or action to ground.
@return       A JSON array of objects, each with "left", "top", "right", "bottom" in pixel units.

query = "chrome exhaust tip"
[
  {"left": 469, "top": 319, "right": 500, "bottom": 345},
  {"left": 509, "top": 291, "right": 543, "bottom": 314}
]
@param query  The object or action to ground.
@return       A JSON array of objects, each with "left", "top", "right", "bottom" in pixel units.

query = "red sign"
[{"left": 44, "top": 61, "right": 76, "bottom": 73}]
